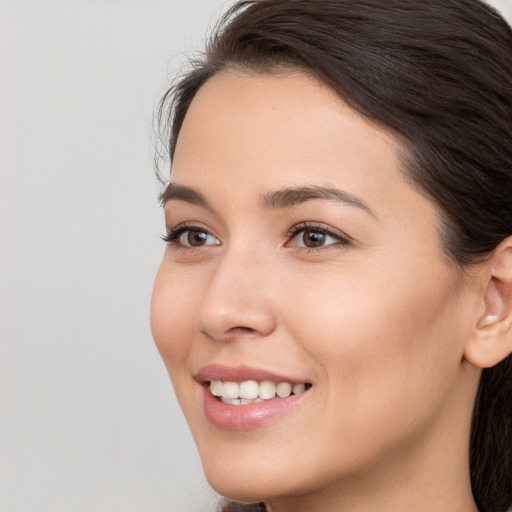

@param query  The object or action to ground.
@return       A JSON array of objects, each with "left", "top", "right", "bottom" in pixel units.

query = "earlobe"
[{"left": 464, "top": 239, "right": 512, "bottom": 369}]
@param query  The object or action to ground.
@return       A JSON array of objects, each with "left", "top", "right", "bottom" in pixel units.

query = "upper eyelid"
[
  {"left": 287, "top": 222, "right": 351, "bottom": 240},
  {"left": 163, "top": 202, "right": 222, "bottom": 227},
  {"left": 165, "top": 221, "right": 214, "bottom": 234}
]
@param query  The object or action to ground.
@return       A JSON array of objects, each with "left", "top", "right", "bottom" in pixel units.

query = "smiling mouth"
[{"left": 209, "top": 379, "right": 312, "bottom": 405}]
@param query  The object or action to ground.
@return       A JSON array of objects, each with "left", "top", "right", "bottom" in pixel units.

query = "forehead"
[{"left": 172, "top": 70, "right": 403, "bottom": 195}]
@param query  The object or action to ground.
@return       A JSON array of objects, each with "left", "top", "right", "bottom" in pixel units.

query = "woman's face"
[{"left": 151, "top": 71, "right": 478, "bottom": 504}]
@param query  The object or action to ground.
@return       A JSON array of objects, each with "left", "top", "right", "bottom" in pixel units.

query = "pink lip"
[
  {"left": 202, "top": 387, "right": 307, "bottom": 430},
  {"left": 196, "top": 364, "right": 311, "bottom": 431},
  {"left": 195, "top": 364, "right": 308, "bottom": 384}
]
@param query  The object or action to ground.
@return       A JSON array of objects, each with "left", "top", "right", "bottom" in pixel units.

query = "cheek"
[
  {"left": 150, "top": 261, "right": 195, "bottom": 371},
  {"left": 278, "top": 262, "right": 466, "bottom": 428}
]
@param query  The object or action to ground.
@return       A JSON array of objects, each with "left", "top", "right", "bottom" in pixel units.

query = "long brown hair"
[{"left": 157, "top": 1, "right": 512, "bottom": 510}]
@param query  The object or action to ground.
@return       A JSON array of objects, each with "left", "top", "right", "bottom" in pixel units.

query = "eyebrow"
[
  {"left": 160, "top": 184, "right": 212, "bottom": 210},
  {"left": 260, "top": 185, "right": 376, "bottom": 217},
  {"left": 161, "top": 183, "right": 375, "bottom": 217}
]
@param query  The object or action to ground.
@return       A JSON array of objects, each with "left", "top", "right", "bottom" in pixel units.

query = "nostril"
[
  {"left": 200, "top": 325, "right": 264, "bottom": 342},
  {"left": 227, "top": 326, "right": 257, "bottom": 335}
]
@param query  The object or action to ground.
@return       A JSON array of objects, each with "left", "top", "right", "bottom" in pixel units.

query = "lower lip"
[{"left": 203, "top": 386, "right": 308, "bottom": 430}]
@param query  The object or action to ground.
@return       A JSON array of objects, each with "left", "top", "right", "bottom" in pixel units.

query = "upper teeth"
[{"left": 210, "top": 379, "right": 307, "bottom": 403}]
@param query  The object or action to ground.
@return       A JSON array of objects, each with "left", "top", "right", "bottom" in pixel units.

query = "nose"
[{"left": 194, "top": 246, "right": 278, "bottom": 341}]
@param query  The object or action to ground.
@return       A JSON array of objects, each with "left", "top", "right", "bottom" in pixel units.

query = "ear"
[{"left": 464, "top": 237, "right": 512, "bottom": 369}]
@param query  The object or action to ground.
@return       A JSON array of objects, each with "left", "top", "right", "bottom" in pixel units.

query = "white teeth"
[
  {"left": 221, "top": 397, "right": 241, "bottom": 405},
  {"left": 210, "top": 379, "right": 309, "bottom": 403},
  {"left": 210, "top": 380, "right": 223, "bottom": 397},
  {"left": 258, "top": 380, "right": 276, "bottom": 399},
  {"left": 225, "top": 397, "right": 265, "bottom": 406},
  {"left": 292, "top": 383, "right": 306, "bottom": 395},
  {"left": 222, "top": 381, "right": 240, "bottom": 399},
  {"left": 239, "top": 380, "right": 259, "bottom": 399},
  {"left": 276, "top": 382, "right": 292, "bottom": 398}
]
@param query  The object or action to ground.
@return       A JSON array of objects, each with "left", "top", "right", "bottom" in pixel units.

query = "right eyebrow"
[{"left": 160, "top": 183, "right": 213, "bottom": 211}]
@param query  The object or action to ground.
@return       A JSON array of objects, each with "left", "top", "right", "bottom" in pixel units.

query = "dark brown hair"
[{"left": 157, "top": 1, "right": 512, "bottom": 511}]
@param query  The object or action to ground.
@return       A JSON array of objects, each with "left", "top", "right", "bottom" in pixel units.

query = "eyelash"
[
  {"left": 162, "top": 222, "right": 350, "bottom": 251},
  {"left": 161, "top": 223, "right": 215, "bottom": 247},
  {"left": 161, "top": 223, "right": 193, "bottom": 244},
  {"left": 285, "top": 222, "right": 350, "bottom": 251}
]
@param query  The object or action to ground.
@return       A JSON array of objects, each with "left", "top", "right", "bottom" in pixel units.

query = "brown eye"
[
  {"left": 302, "top": 230, "right": 326, "bottom": 248},
  {"left": 187, "top": 230, "right": 209, "bottom": 246},
  {"left": 177, "top": 229, "right": 220, "bottom": 247},
  {"left": 287, "top": 225, "right": 347, "bottom": 250},
  {"left": 162, "top": 226, "right": 221, "bottom": 248}
]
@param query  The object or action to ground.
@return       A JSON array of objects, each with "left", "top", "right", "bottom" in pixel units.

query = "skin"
[{"left": 151, "top": 71, "right": 484, "bottom": 512}]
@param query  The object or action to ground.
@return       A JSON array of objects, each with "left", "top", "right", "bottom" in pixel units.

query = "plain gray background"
[{"left": 1, "top": 1, "right": 511, "bottom": 511}]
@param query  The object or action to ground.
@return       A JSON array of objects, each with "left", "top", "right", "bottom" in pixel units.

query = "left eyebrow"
[{"left": 259, "top": 185, "right": 376, "bottom": 218}]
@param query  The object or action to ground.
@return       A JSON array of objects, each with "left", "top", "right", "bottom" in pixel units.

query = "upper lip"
[{"left": 195, "top": 364, "right": 310, "bottom": 384}]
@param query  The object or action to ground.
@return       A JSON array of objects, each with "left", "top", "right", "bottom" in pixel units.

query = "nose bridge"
[{"left": 195, "top": 241, "right": 277, "bottom": 340}]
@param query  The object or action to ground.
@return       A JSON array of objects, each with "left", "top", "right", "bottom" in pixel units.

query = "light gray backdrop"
[{"left": 1, "top": 1, "right": 511, "bottom": 511}]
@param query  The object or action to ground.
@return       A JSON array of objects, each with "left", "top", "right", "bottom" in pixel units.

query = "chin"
[
  {"left": 206, "top": 474, "right": 285, "bottom": 505},
  {"left": 199, "top": 447, "right": 298, "bottom": 504}
]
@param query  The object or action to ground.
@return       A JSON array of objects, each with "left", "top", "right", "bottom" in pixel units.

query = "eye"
[
  {"left": 286, "top": 223, "right": 349, "bottom": 249},
  {"left": 162, "top": 225, "right": 221, "bottom": 248},
  {"left": 179, "top": 229, "right": 219, "bottom": 247}
]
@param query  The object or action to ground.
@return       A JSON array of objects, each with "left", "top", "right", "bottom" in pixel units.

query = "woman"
[{"left": 151, "top": 1, "right": 512, "bottom": 511}]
